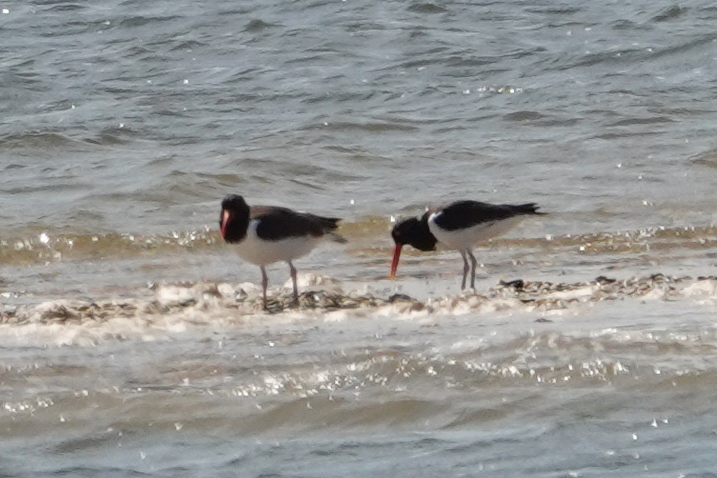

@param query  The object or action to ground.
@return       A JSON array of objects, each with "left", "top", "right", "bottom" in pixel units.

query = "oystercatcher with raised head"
[
  {"left": 220, "top": 195, "right": 345, "bottom": 309},
  {"left": 390, "top": 200, "right": 544, "bottom": 290}
]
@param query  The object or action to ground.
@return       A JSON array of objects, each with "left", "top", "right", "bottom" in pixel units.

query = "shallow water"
[
  {"left": 2, "top": 0, "right": 717, "bottom": 476},
  {"left": 2, "top": 274, "right": 717, "bottom": 476}
]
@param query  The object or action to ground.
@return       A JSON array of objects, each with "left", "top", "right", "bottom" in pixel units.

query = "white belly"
[
  {"left": 233, "top": 220, "right": 321, "bottom": 265},
  {"left": 428, "top": 215, "right": 522, "bottom": 251}
]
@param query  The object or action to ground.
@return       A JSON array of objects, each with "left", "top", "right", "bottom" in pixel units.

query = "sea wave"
[
  {"left": 2, "top": 273, "right": 717, "bottom": 345},
  {"left": 1, "top": 223, "right": 716, "bottom": 266}
]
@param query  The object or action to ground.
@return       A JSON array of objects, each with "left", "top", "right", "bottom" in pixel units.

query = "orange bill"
[
  {"left": 220, "top": 209, "right": 231, "bottom": 238},
  {"left": 390, "top": 243, "right": 402, "bottom": 279}
]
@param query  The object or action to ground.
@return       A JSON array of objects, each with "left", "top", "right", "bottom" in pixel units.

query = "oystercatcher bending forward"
[
  {"left": 220, "top": 195, "right": 345, "bottom": 309},
  {"left": 390, "top": 200, "right": 544, "bottom": 290}
]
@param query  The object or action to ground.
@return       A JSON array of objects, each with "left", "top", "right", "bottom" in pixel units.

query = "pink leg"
[
  {"left": 460, "top": 251, "right": 470, "bottom": 290},
  {"left": 288, "top": 261, "right": 299, "bottom": 305},
  {"left": 467, "top": 249, "right": 478, "bottom": 289},
  {"left": 260, "top": 266, "right": 269, "bottom": 309}
]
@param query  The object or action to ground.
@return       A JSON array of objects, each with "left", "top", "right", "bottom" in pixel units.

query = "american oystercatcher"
[
  {"left": 390, "top": 200, "right": 544, "bottom": 290},
  {"left": 220, "top": 195, "right": 346, "bottom": 309}
]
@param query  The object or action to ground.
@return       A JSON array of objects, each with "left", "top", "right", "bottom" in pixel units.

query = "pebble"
[{"left": 0, "top": 273, "right": 714, "bottom": 325}]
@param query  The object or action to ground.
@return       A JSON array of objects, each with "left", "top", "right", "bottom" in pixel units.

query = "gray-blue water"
[{"left": 2, "top": 0, "right": 717, "bottom": 475}]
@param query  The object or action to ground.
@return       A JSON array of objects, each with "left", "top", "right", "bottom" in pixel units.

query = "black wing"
[
  {"left": 432, "top": 200, "right": 543, "bottom": 232},
  {"left": 253, "top": 206, "right": 341, "bottom": 241}
]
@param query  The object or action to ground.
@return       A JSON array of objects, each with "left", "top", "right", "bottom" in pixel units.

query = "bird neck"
[
  {"left": 411, "top": 214, "right": 438, "bottom": 251},
  {"left": 221, "top": 206, "right": 250, "bottom": 244}
]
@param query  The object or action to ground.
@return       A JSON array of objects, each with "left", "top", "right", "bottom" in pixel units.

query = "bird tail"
[
  {"left": 512, "top": 203, "right": 546, "bottom": 216},
  {"left": 315, "top": 216, "right": 348, "bottom": 243},
  {"left": 327, "top": 231, "right": 348, "bottom": 244}
]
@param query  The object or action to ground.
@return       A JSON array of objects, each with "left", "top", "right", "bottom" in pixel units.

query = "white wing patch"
[
  {"left": 232, "top": 219, "right": 321, "bottom": 266},
  {"left": 427, "top": 213, "right": 522, "bottom": 251}
]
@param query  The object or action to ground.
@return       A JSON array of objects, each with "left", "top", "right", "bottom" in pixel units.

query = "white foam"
[
  {"left": 3, "top": 275, "right": 717, "bottom": 347},
  {"left": 546, "top": 286, "right": 596, "bottom": 300},
  {"left": 682, "top": 279, "right": 717, "bottom": 298}
]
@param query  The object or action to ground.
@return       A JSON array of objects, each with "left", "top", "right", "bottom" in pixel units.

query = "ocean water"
[{"left": 2, "top": 0, "right": 717, "bottom": 476}]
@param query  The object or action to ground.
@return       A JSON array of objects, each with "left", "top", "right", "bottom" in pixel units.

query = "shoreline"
[{"left": 2, "top": 271, "right": 715, "bottom": 331}]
